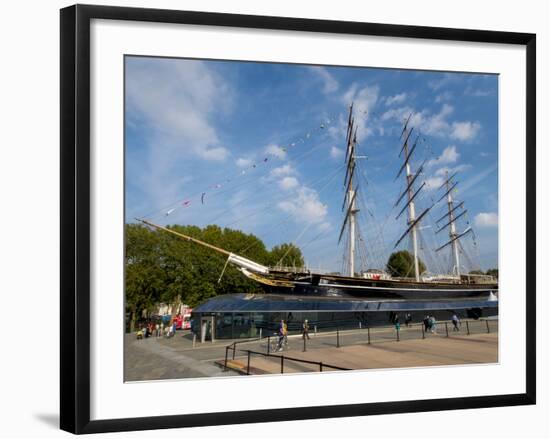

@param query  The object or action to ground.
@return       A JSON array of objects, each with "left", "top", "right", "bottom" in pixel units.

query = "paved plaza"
[{"left": 125, "top": 319, "right": 498, "bottom": 381}]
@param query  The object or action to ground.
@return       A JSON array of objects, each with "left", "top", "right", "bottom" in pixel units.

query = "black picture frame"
[{"left": 60, "top": 4, "right": 536, "bottom": 434}]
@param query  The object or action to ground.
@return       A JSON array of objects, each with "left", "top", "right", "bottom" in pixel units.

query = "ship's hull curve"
[{"left": 260, "top": 279, "right": 497, "bottom": 301}]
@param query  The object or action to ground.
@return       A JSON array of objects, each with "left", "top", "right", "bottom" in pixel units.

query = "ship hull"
[{"left": 258, "top": 273, "right": 498, "bottom": 301}]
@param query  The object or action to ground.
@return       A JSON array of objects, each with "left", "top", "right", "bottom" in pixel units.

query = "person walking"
[
  {"left": 451, "top": 313, "right": 460, "bottom": 331},
  {"left": 277, "top": 320, "right": 285, "bottom": 351},
  {"left": 405, "top": 313, "right": 412, "bottom": 327},
  {"left": 429, "top": 316, "right": 437, "bottom": 334},
  {"left": 423, "top": 315, "right": 430, "bottom": 332},
  {"left": 302, "top": 319, "right": 310, "bottom": 340}
]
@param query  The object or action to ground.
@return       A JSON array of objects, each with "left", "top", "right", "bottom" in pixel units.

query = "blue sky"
[{"left": 125, "top": 56, "right": 499, "bottom": 273}]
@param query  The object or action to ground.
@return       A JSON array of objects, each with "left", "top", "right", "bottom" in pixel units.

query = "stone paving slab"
[
  {"left": 220, "top": 332, "right": 498, "bottom": 375},
  {"left": 125, "top": 322, "right": 498, "bottom": 380}
]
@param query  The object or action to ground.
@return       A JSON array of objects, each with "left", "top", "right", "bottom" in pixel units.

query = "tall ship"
[{"left": 139, "top": 103, "right": 498, "bottom": 306}]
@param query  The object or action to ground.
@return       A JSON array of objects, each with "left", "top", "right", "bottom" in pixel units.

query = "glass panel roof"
[{"left": 193, "top": 294, "right": 498, "bottom": 313}]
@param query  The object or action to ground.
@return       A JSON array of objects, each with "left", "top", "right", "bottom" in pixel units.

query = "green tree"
[
  {"left": 268, "top": 243, "right": 305, "bottom": 268},
  {"left": 468, "top": 270, "right": 485, "bottom": 275},
  {"left": 386, "top": 250, "right": 426, "bottom": 278},
  {"left": 486, "top": 268, "right": 499, "bottom": 279},
  {"left": 125, "top": 222, "right": 300, "bottom": 329},
  {"left": 125, "top": 224, "right": 165, "bottom": 332}
]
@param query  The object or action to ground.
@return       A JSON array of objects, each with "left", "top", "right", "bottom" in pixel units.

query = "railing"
[
  {"left": 231, "top": 349, "right": 351, "bottom": 375},
  {"left": 224, "top": 336, "right": 263, "bottom": 365},
  {"left": 223, "top": 318, "right": 497, "bottom": 374}
]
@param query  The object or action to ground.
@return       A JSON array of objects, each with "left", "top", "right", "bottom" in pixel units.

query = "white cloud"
[
  {"left": 385, "top": 93, "right": 407, "bottom": 106},
  {"left": 451, "top": 121, "right": 481, "bottom": 141},
  {"left": 380, "top": 104, "right": 480, "bottom": 144},
  {"left": 435, "top": 91, "right": 453, "bottom": 103},
  {"left": 422, "top": 104, "right": 454, "bottom": 135},
  {"left": 428, "top": 73, "right": 461, "bottom": 91},
  {"left": 201, "top": 147, "right": 228, "bottom": 161},
  {"left": 317, "top": 222, "right": 332, "bottom": 232},
  {"left": 380, "top": 104, "right": 452, "bottom": 137},
  {"left": 126, "top": 58, "right": 232, "bottom": 162},
  {"left": 341, "top": 84, "right": 380, "bottom": 138},
  {"left": 236, "top": 157, "right": 252, "bottom": 168},
  {"left": 308, "top": 66, "right": 339, "bottom": 94},
  {"left": 279, "top": 176, "right": 299, "bottom": 190},
  {"left": 125, "top": 57, "right": 234, "bottom": 211},
  {"left": 270, "top": 164, "right": 294, "bottom": 178},
  {"left": 278, "top": 186, "right": 328, "bottom": 224},
  {"left": 427, "top": 145, "right": 459, "bottom": 167},
  {"left": 330, "top": 146, "right": 344, "bottom": 159},
  {"left": 265, "top": 144, "right": 287, "bottom": 160},
  {"left": 424, "top": 176, "right": 445, "bottom": 190},
  {"left": 460, "top": 164, "right": 497, "bottom": 194},
  {"left": 426, "top": 163, "right": 471, "bottom": 191},
  {"left": 474, "top": 212, "right": 498, "bottom": 228},
  {"left": 465, "top": 86, "right": 493, "bottom": 97},
  {"left": 435, "top": 164, "right": 472, "bottom": 176}
]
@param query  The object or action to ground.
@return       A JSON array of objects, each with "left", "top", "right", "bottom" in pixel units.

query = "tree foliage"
[
  {"left": 386, "top": 250, "right": 426, "bottom": 278},
  {"left": 268, "top": 243, "right": 305, "bottom": 268},
  {"left": 468, "top": 270, "right": 485, "bottom": 275},
  {"left": 125, "top": 223, "right": 303, "bottom": 325}
]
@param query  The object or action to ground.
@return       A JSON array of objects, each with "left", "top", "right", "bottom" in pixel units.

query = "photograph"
[{"left": 124, "top": 56, "right": 499, "bottom": 381}]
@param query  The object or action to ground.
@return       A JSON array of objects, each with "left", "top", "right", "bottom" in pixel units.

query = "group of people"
[
  {"left": 423, "top": 315, "right": 438, "bottom": 333},
  {"left": 390, "top": 313, "right": 461, "bottom": 335},
  {"left": 391, "top": 312, "right": 413, "bottom": 331},
  {"left": 275, "top": 319, "right": 311, "bottom": 351},
  {"left": 136, "top": 320, "right": 177, "bottom": 340}
]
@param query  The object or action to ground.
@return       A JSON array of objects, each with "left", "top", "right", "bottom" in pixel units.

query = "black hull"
[{"left": 260, "top": 277, "right": 497, "bottom": 301}]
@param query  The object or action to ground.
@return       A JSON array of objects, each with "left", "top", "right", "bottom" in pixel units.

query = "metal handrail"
[
  {"left": 224, "top": 336, "right": 263, "bottom": 369},
  {"left": 240, "top": 349, "right": 350, "bottom": 374},
  {"left": 223, "top": 318, "right": 497, "bottom": 371}
]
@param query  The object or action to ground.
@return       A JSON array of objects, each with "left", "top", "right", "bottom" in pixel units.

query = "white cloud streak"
[
  {"left": 279, "top": 176, "right": 299, "bottom": 190},
  {"left": 308, "top": 66, "right": 339, "bottom": 94},
  {"left": 330, "top": 146, "right": 344, "bottom": 159},
  {"left": 451, "top": 121, "right": 481, "bottom": 141},
  {"left": 427, "top": 145, "right": 459, "bottom": 167},
  {"left": 385, "top": 93, "right": 407, "bottom": 106},
  {"left": 265, "top": 144, "right": 287, "bottom": 160},
  {"left": 277, "top": 187, "right": 328, "bottom": 224},
  {"left": 475, "top": 212, "right": 498, "bottom": 227}
]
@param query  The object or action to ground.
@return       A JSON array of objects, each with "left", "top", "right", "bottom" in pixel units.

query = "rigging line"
[
  {"left": 212, "top": 143, "right": 345, "bottom": 221},
  {"left": 356, "top": 199, "right": 385, "bottom": 269},
  {"left": 188, "top": 137, "right": 333, "bottom": 216},
  {"left": 275, "top": 168, "right": 344, "bottom": 266},
  {"left": 223, "top": 163, "right": 345, "bottom": 232},
  {"left": 214, "top": 159, "right": 345, "bottom": 224},
  {"left": 140, "top": 166, "right": 271, "bottom": 221},
  {"left": 458, "top": 239, "right": 475, "bottom": 273},
  {"left": 139, "top": 117, "right": 341, "bottom": 220},
  {"left": 423, "top": 206, "right": 449, "bottom": 274},
  {"left": 236, "top": 164, "right": 344, "bottom": 257},
  {"left": 470, "top": 230, "right": 483, "bottom": 270},
  {"left": 356, "top": 221, "right": 372, "bottom": 271}
]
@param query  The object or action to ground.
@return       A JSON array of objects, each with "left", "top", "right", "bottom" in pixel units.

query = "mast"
[
  {"left": 446, "top": 172, "right": 461, "bottom": 276},
  {"left": 339, "top": 103, "right": 360, "bottom": 277},
  {"left": 434, "top": 172, "right": 471, "bottom": 276},
  {"left": 348, "top": 124, "right": 359, "bottom": 278},
  {"left": 397, "top": 119, "right": 421, "bottom": 281}
]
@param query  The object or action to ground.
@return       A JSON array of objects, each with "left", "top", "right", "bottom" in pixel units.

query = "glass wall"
[{"left": 192, "top": 307, "right": 496, "bottom": 339}]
